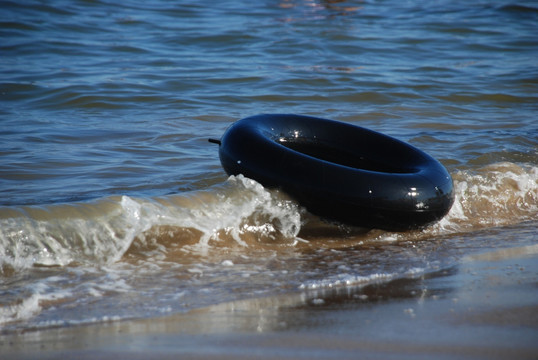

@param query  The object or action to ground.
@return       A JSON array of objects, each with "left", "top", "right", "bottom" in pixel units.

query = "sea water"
[{"left": 0, "top": 0, "right": 536, "bottom": 332}]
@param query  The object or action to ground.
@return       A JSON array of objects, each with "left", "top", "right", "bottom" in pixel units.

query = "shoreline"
[{"left": 2, "top": 244, "right": 537, "bottom": 359}]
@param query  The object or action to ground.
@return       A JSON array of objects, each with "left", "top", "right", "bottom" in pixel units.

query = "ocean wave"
[
  {"left": 0, "top": 162, "right": 536, "bottom": 273},
  {"left": 0, "top": 175, "right": 302, "bottom": 272}
]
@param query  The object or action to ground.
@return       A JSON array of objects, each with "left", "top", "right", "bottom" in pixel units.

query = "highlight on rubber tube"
[{"left": 212, "top": 114, "right": 454, "bottom": 231}]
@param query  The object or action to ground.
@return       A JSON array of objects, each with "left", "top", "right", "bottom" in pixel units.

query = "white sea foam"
[
  {"left": 0, "top": 293, "right": 44, "bottom": 324},
  {"left": 0, "top": 265, "right": 135, "bottom": 329},
  {"left": 0, "top": 278, "right": 74, "bottom": 326},
  {"left": 435, "top": 162, "right": 537, "bottom": 230}
]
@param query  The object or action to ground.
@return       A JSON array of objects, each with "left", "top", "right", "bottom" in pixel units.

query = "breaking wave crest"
[{"left": 0, "top": 175, "right": 302, "bottom": 272}]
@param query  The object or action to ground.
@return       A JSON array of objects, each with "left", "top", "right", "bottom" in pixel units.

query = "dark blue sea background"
[{"left": 0, "top": 0, "right": 536, "bottom": 332}]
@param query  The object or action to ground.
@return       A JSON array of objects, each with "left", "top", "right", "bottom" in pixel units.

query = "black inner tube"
[{"left": 216, "top": 114, "right": 454, "bottom": 231}]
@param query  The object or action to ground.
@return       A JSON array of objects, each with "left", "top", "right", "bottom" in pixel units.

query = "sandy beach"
[{"left": 2, "top": 244, "right": 536, "bottom": 360}]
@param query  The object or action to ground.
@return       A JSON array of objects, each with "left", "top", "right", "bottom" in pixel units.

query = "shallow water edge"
[{"left": 2, "top": 243, "right": 536, "bottom": 360}]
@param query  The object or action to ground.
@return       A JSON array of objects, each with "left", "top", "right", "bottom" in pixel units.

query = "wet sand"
[{"left": 2, "top": 245, "right": 537, "bottom": 360}]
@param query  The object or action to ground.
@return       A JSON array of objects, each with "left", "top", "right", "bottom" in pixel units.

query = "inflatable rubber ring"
[{"left": 215, "top": 114, "right": 454, "bottom": 231}]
